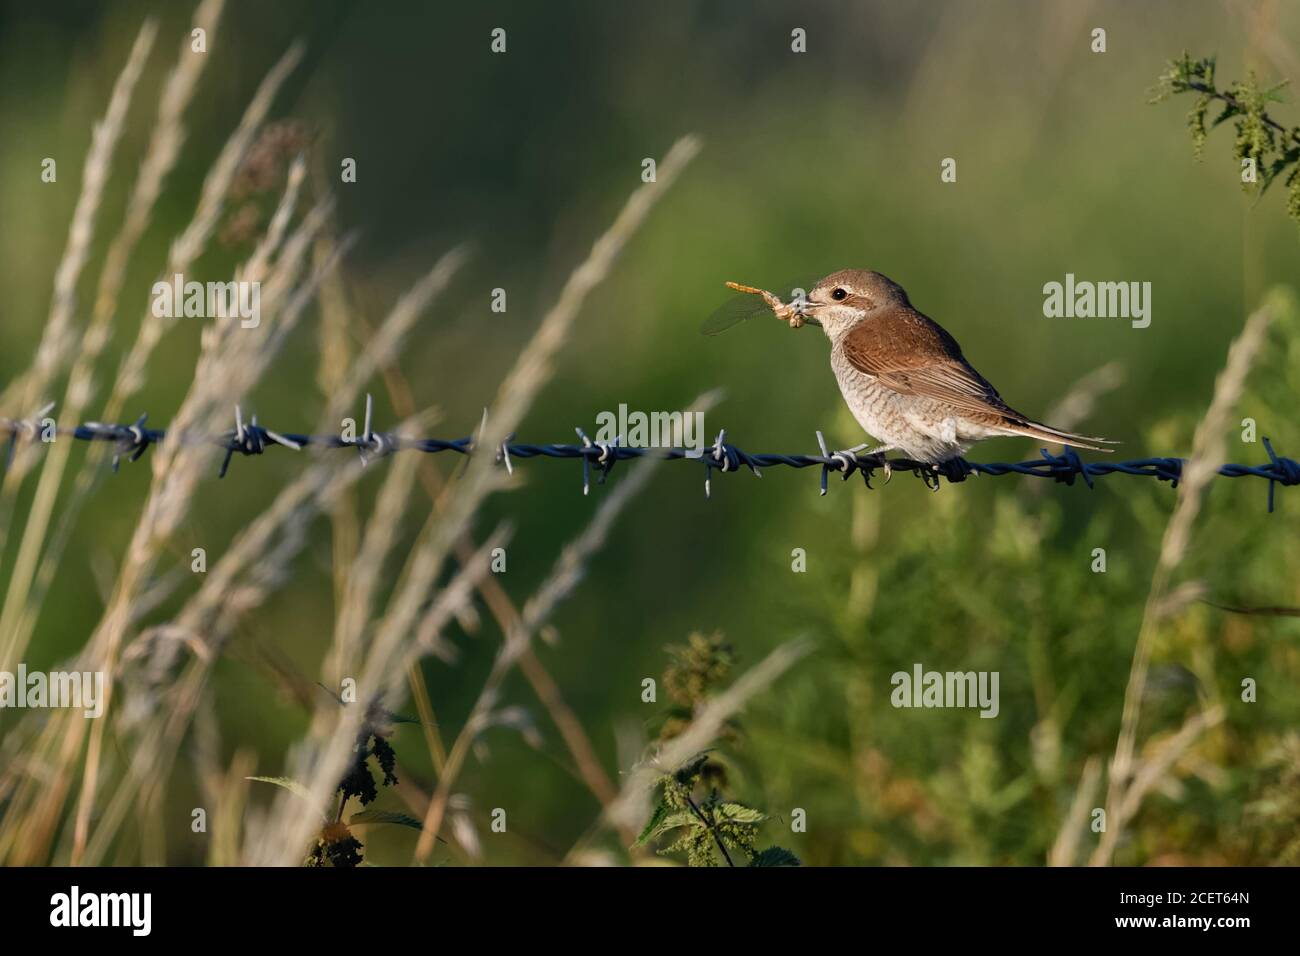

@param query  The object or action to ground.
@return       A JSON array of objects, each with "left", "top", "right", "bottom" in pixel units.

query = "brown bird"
[{"left": 791, "top": 269, "right": 1114, "bottom": 463}]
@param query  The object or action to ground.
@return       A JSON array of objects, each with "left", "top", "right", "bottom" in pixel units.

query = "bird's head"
[{"left": 799, "top": 269, "right": 911, "bottom": 339}]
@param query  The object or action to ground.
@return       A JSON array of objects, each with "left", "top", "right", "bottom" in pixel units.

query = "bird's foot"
[
  {"left": 829, "top": 443, "right": 897, "bottom": 485},
  {"left": 855, "top": 444, "right": 897, "bottom": 482},
  {"left": 815, "top": 433, "right": 898, "bottom": 491}
]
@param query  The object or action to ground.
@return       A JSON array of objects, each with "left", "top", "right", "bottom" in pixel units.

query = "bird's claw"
[{"left": 854, "top": 446, "right": 895, "bottom": 484}]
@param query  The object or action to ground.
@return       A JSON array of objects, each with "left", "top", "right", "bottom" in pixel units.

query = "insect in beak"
[{"left": 794, "top": 299, "right": 823, "bottom": 327}]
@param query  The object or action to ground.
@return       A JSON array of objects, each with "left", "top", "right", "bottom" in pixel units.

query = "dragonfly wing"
[
  {"left": 700, "top": 276, "right": 821, "bottom": 336},
  {"left": 700, "top": 295, "right": 769, "bottom": 335}
]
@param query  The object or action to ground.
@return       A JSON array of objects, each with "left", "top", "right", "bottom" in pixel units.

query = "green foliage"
[
  {"left": 640, "top": 755, "right": 796, "bottom": 866},
  {"left": 8, "top": 5, "right": 1300, "bottom": 868},
  {"left": 664, "top": 631, "right": 734, "bottom": 707},
  {"left": 749, "top": 847, "right": 801, "bottom": 867},
  {"left": 306, "top": 822, "right": 365, "bottom": 868},
  {"left": 339, "top": 729, "right": 399, "bottom": 807},
  {"left": 255, "top": 694, "right": 410, "bottom": 867},
  {"left": 637, "top": 636, "right": 799, "bottom": 867},
  {"left": 658, "top": 632, "right": 739, "bottom": 744},
  {"left": 1154, "top": 52, "right": 1300, "bottom": 229},
  {"left": 318, "top": 712, "right": 406, "bottom": 865},
  {"left": 1238, "top": 735, "right": 1300, "bottom": 864},
  {"left": 753, "top": 286, "right": 1300, "bottom": 866}
]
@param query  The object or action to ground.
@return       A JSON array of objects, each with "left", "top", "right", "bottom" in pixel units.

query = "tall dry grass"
[
  {"left": 243, "top": 135, "right": 702, "bottom": 866},
  {"left": 0, "top": 5, "right": 730, "bottom": 868},
  {"left": 0, "top": 0, "right": 227, "bottom": 680},
  {"left": 1086, "top": 298, "right": 1278, "bottom": 866},
  {"left": 0, "top": 19, "right": 158, "bottom": 637}
]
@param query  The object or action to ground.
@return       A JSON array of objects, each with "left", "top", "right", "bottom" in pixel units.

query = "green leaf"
[
  {"left": 247, "top": 775, "right": 314, "bottom": 802},
  {"left": 635, "top": 801, "right": 671, "bottom": 847},
  {"left": 348, "top": 808, "right": 424, "bottom": 830},
  {"left": 749, "top": 846, "right": 801, "bottom": 867},
  {"left": 716, "top": 802, "right": 766, "bottom": 824},
  {"left": 637, "top": 802, "right": 702, "bottom": 848},
  {"left": 654, "top": 811, "right": 700, "bottom": 837}
]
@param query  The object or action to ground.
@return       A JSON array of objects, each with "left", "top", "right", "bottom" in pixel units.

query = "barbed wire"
[{"left": 3, "top": 396, "right": 1298, "bottom": 511}]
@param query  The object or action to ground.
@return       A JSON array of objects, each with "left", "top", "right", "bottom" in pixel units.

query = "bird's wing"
[{"left": 838, "top": 308, "right": 1022, "bottom": 423}]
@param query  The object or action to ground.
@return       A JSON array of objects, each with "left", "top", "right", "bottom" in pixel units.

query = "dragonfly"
[{"left": 700, "top": 277, "right": 822, "bottom": 335}]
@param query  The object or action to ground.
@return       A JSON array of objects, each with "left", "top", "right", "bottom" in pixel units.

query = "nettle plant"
[
  {"left": 636, "top": 632, "right": 799, "bottom": 867},
  {"left": 1152, "top": 52, "right": 1300, "bottom": 227},
  {"left": 251, "top": 691, "right": 423, "bottom": 867}
]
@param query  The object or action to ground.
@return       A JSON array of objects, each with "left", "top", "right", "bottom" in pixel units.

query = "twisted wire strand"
[{"left": 3, "top": 397, "right": 1298, "bottom": 510}]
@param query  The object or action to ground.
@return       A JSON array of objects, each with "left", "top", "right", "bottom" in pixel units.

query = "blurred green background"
[{"left": 2, "top": 0, "right": 1299, "bottom": 864}]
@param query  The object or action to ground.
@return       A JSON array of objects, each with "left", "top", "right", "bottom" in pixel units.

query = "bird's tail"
[{"left": 996, "top": 417, "right": 1117, "bottom": 454}]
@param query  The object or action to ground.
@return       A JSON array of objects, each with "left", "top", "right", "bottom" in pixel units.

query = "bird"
[{"left": 791, "top": 269, "right": 1115, "bottom": 464}]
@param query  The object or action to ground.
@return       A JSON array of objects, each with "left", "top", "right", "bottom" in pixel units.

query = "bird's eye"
[{"left": 831, "top": 287, "right": 848, "bottom": 301}]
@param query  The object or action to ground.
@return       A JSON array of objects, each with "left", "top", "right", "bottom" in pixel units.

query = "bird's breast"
[{"left": 830, "top": 346, "right": 901, "bottom": 429}]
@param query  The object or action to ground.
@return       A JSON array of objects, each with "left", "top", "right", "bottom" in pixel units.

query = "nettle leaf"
[
  {"left": 639, "top": 805, "right": 702, "bottom": 845},
  {"left": 716, "top": 802, "right": 766, "bottom": 824},
  {"left": 635, "top": 801, "right": 671, "bottom": 847},
  {"left": 749, "top": 846, "right": 801, "bottom": 867},
  {"left": 246, "top": 776, "right": 326, "bottom": 822},
  {"left": 348, "top": 808, "right": 423, "bottom": 830},
  {"left": 655, "top": 811, "right": 699, "bottom": 837},
  {"left": 1155, "top": 51, "right": 1300, "bottom": 235}
]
